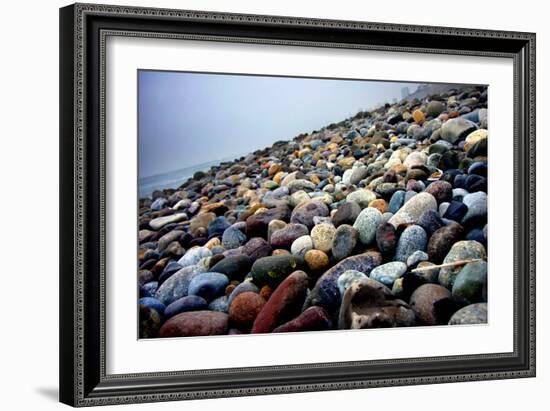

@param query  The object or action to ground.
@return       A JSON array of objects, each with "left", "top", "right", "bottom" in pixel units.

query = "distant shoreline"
[{"left": 139, "top": 153, "right": 247, "bottom": 198}]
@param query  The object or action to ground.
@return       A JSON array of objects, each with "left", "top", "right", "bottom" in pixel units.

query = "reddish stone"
[
  {"left": 273, "top": 306, "right": 331, "bottom": 333},
  {"left": 259, "top": 285, "right": 273, "bottom": 301},
  {"left": 159, "top": 311, "right": 228, "bottom": 337},
  {"left": 376, "top": 223, "right": 397, "bottom": 257},
  {"left": 251, "top": 270, "right": 309, "bottom": 333},
  {"left": 229, "top": 291, "right": 266, "bottom": 330},
  {"left": 425, "top": 180, "right": 453, "bottom": 203},
  {"left": 225, "top": 284, "right": 236, "bottom": 296}
]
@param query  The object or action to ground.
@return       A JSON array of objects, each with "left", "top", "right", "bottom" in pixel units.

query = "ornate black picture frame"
[{"left": 59, "top": 3, "right": 535, "bottom": 407}]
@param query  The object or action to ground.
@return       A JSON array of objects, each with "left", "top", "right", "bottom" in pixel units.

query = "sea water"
[{"left": 139, "top": 156, "right": 242, "bottom": 198}]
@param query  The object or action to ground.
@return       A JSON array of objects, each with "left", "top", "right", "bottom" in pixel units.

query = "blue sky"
[{"left": 138, "top": 70, "right": 424, "bottom": 178}]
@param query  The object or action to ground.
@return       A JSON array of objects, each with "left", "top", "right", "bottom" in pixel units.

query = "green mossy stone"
[
  {"left": 452, "top": 260, "right": 488, "bottom": 304},
  {"left": 251, "top": 254, "right": 304, "bottom": 287}
]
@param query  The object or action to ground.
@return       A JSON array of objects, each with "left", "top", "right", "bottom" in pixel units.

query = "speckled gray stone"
[
  {"left": 448, "top": 303, "right": 488, "bottom": 325},
  {"left": 155, "top": 265, "right": 204, "bottom": 305},
  {"left": 178, "top": 247, "right": 212, "bottom": 268},
  {"left": 406, "top": 250, "right": 429, "bottom": 268},
  {"left": 394, "top": 225, "right": 428, "bottom": 263},
  {"left": 290, "top": 235, "right": 313, "bottom": 257},
  {"left": 353, "top": 207, "right": 382, "bottom": 245}
]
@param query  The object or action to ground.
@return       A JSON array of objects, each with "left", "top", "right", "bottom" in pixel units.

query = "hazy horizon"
[{"left": 138, "top": 71, "right": 424, "bottom": 178}]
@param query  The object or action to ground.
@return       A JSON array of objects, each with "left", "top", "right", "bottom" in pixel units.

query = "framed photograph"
[{"left": 59, "top": 2, "right": 536, "bottom": 407}]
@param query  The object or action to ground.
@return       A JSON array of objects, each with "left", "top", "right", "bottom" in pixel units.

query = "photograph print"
[{"left": 138, "top": 71, "right": 488, "bottom": 339}]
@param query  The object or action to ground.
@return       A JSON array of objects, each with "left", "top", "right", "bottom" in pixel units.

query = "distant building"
[{"left": 401, "top": 87, "right": 410, "bottom": 99}]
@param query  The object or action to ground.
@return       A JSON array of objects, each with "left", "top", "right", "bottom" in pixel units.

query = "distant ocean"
[{"left": 139, "top": 155, "right": 244, "bottom": 198}]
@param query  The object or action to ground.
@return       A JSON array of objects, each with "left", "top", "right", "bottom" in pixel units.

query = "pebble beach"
[{"left": 138, "top": 85, "right": 489, "bottom": 338}]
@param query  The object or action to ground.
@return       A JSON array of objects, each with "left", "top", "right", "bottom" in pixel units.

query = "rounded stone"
[
  {"left": 164, "top": 295, "right": 208, "bottom": 318},
  {"left": 441, "top": 117, "right": 478, "bottom": 144},
  {"left": 369, "top": 261, "right": 407, "bottom": 287},
  {"left": 304, "top": 249, "right": 330, "bottom": 272},
  {"left": 267, "top": 219, "right": 287, "bottom": 243},
  {"left": 209, "top": 254, "right": 252, "bottom": 282},
  {"left": 466, "top": 228, "right": 487, "bottom": 248},
  {"left": 178, "top": 247, "right": 212, "bottom": 268},
  {"left": 250, "top": 254, "right": 303, "bottom": 287},
  {"left": 368, "top": 199, "right": 389, "bottom": 214},
  {"left": 388, "top": 191, "right": 406, "bottom": 214},
  {"left": 451, "top": 260, "right": 488, "bottom": 304},
  {"left": 270, "top": 223, "right": 309, "bottom": 249},
  {"left": 467, "top": 138, "right": 487, "bottom": 158},
  {"left": 417, "top": 209, "right": 444, "bottom": 236},
  {"left": 388, "top": 192, "right": 437, "bottom": 228},
  {"left": 227, "top": 281, "right": 259, "bottom": 307},
  {"left": 208, "top": 295, "right": 230, "bottom": 313},
  {"left": 346, "top": 189, "right": 377, "bottom": 208},
  {"left": 207, "top": 216, "right": 231, "bottom": 238},
  {"left": 290, "top": 201, "right": 329, "bottom": 229},
  {"left": 403, "top": 151, "right": 427, "bottom": 168},
  {"left": 412, "top": 109, "right": 425, "bottom": 123},
  {"left": 304, "top": 252, "right": 383, "bottom": 313},
  {"left": 448, "top": 303, "right": 488, "bottom": 325},
  {"left": 425, "top": 180, "right": 453, "bottom": 203},
  {"left": 311, "top": 223, "right": 337, "bottom": 253},
  {"left": 464, "top": 129, "right": 488, "bottom": 152},
  {"left": 155, "top": 265, "right": 203, "bottom": 305},
  {"left": 427, "top": 224, "right": 465, "bottom": 264},
  {"left": 394, "top": 225, "right": 427, "bottom": 263},
  {"left": 189, "top": 212, "right": 216, "bottom": 236},
  {"left": 376, "top": 222, "right": 398, "bottom": 257},
  {"left": 221, "top": 226, "right": 247, "bottom": 250},
  {"left": 259, "top": 285, "right": 273, "bottom": 301},
  {"left": 407, "top": 250, "right": 429, "bottom": 268},
  {"left": 337, "top": 269, "right": 368, "bottom": 295},
  {"left": 290, "top": 235, "right": 313, "bottom": 256},
  {"left": 332, "top": 224, "right": 359, "bottom": 261},
  {"left": 332, "top": 201, "right": 361, "bottom": 227},
  {"left": 140, "top": 281, "right": 159, "bottom": 298},
  {"left": 242, "top": 237, "right": 272, "bottom": 261},
  {"left": 468, "top": 162, "right": 487, "bottom": 177},
  {"left": 246, "top": 205, "right": 290, "bottom": 238},
  {"left": 273, "top": 306, "right": 331, "bottom": 333},
  {"left": 159, "top": 311, "right": 229, "bottom": 337},
  {"left": 353, "top": 207, "right": 383, "bottom": 245},
  {"left": 251, "top": 270, "right": 309, "bottom": 333},
  {"left": 188, "top": 272, "right": 230, "bottom": 301},
  {"left": 443, "top": 201, "right": 469, "bottom": 222},
  {"left": 410, "top": 284, "right": 452, "bottom": 325},
  {"left": 229, "top": 291, "right": 266, "bottom": 330},
  {"left": 426, "top": 100, "right": 446, "bottom": 117},
  {"left": 461, "top": 191, "right": 487, "bottom": 226}
]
